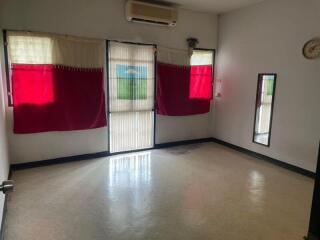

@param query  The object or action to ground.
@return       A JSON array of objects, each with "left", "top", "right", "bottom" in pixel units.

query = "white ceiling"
[{"left": 164, "top": 0, "right": 265, "bottom": 13}]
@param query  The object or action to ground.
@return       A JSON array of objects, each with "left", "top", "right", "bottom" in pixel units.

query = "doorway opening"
[{"left": 107, "top": 41, "right": 156, "bottom": 153}]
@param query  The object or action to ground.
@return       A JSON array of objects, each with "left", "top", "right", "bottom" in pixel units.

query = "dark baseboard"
[
  {"left": 10, "top": 137, "right": 315, "bottom": 179},
  {"left": 7, "top": 168, "right": 12, "bottom": 181},
  {"left": 109, "top": 147, "right": 153, "bottom": 156},
  {"left": 155, "top": 138, "right": 213, "bottom": 149},
  {"left": 212, "top": 138, "right": 316, "bottom": 179},
  {"left": 11, "top": 151, "right": 109, "bottom": 170},
  {"left": 10, "top": 138, "right": 213, "bottom": 171}
]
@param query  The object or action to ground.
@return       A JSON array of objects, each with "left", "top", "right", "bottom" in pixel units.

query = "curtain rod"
[
  {"left": 108, "top": 39, "right": 188, "bottom": 53},
  {"left": 157, "top": 45, "right": 189, "bottom": 53},
  {"left": 5, "top": 29, "right": 191, "bottom": 53}
]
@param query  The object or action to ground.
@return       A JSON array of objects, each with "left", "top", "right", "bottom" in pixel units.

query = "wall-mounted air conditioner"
[{"left": 126, "top": 0, "right": 178, "bottom": 27}]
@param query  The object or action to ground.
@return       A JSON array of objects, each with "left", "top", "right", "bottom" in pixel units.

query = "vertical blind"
[{"left": 108, "top": 41, "right": 155, "bottom": 153}]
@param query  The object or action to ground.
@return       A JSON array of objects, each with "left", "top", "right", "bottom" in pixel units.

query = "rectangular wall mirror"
[{"left": 253, "top": 73, "right": 277, "bottom": 146}]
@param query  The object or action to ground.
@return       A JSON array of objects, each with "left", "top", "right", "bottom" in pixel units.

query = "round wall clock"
[{"left": 303, "top": 38, "right": 320, "bottom": 59}]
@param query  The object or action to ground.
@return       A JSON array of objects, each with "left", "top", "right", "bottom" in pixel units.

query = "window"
[
  {"left": 5, "top": 30, "right": 106, "bottom": 133},
  {"left": 253, "top": 73, "right": 277, "bottom": 146},
  {"left": 190, "top": 49, "right": 215, "bottom": 99},
  {"left": 155, "top": 48, "right": 214, "bottom": 116}
]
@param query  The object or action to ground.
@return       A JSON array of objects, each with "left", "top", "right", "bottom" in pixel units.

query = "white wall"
[
  {"left": 0, "top": 0, "right": 218, "bottom": 163},
  {"left": 214, "top": 0, "right": 320, "bottom": 171},
  {"left": 0, "top": 32, "right": 10, "bottom": 233}
]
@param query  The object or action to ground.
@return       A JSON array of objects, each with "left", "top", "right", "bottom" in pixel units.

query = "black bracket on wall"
[
  {"left": 186, "top": 37, "right": 199, "bottom": 49},
  {"left": 186, "top": 37, "right": 199, "bottom": 56}
]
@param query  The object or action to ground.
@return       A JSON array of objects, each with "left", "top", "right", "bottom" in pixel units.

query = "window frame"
[
  {"left": 3, "top": 30, "right": 13, "bottom": 107},
  {"left": 106, "top": 40, "right": 157, "bottom": 153},
  {"left": 252, "top": 73, "right": 277, "bottom": 147}
]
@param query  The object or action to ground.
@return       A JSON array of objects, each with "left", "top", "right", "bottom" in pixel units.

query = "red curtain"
[
  {"left": 156, "top": 63, "right": 212, "bottom": 116},
  {"left": 190, "top": 65, "right": 212, "bottom": 100},
  {"left": 12, "top": 64, "right": 107, "bottom": 134}
]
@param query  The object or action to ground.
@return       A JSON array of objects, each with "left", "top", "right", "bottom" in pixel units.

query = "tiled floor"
[{"left": 5, "top": 143, "right": 314, "bottom": 240}]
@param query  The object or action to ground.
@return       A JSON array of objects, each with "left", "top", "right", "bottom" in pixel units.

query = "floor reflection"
[
  {"left": 108, "top": 151, "right": 151, "bottom": 188},
  {"left": 6, "top": 144, "right": 313, "bottom": 240},
  {"left": 182, "top": 182, "right": 208, "bottom": 227},
  {"left": 248, "top": 170, "right": 265, "bottom": 209},
  {"left": 106, "top": 151, "right": 152, "bottom": 232}
]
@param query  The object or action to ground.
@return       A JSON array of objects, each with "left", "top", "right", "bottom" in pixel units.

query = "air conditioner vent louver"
[
  {"left": 126, "top": 0, "right": 178, "bottom": 27},
  {"left": 131, "top": 18, "right": 175, "bottom": 26}
]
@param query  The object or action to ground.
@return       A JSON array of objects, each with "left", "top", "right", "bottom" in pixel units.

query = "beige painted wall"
[
  {"left": 214, "top": 0, "right": 320, "bottom": 171},
  {"left": 0, "top": 0, "right": 218, "bottom": 163},
  {"left": 1, "top": 0, "right": 317, "bottom": 173}
]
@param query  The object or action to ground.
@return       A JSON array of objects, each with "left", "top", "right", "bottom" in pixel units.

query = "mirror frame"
[{"left": 252, "top": 73, "right": 277, "bottom": 147}]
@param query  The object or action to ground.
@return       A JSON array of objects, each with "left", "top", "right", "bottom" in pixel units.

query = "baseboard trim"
[
  {"left": 11, "top": 151, "right": 110, "bottom": 170},
  {"left": 10, "top": 137, "right": 315, "bottom": 179},
  {"left": 212, "top": 138, "right": 315, "bottom": 179},
  {"left": 155, "top": 138, "right": 213, "bottom": 149},
  {"left": 10, "top": 138, "right": 214, "bottom": 170}
]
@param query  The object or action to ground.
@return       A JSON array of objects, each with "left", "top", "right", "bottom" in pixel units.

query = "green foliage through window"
[{"left": 116, "top": 65, "right": 147, "bottom": 100}]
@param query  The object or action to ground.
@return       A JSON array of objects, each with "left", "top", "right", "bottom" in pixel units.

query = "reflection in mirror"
[{"left": 253, "top": 74, "right": 277, "bottom": 146}]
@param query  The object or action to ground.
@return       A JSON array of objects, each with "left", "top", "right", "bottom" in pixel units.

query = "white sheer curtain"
[
  {"left": 7, "top": 31, "right": 104, "bottom": 68},
  {"left": 108, "top": 41, "right": 155, "bottom": 153},
  {"left": 190, "top": 50, "right": 213, "bottom": 66}
]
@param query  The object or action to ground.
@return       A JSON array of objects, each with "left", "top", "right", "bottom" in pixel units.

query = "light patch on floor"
[{"left": 4, "top": 143, "right": 313, "bottom": 240}]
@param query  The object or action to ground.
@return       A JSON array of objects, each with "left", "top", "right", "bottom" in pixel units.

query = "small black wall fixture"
[
  {"left": 186, "top": 37, "right": 199, "bottom": 55},
  {"left": 186, "top": 37, "right": 199, "bottom": 49}
]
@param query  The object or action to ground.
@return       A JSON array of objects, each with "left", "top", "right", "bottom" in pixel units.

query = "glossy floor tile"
[{"left": 5, "top": 143, "right": 314, "bottom": 240}]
